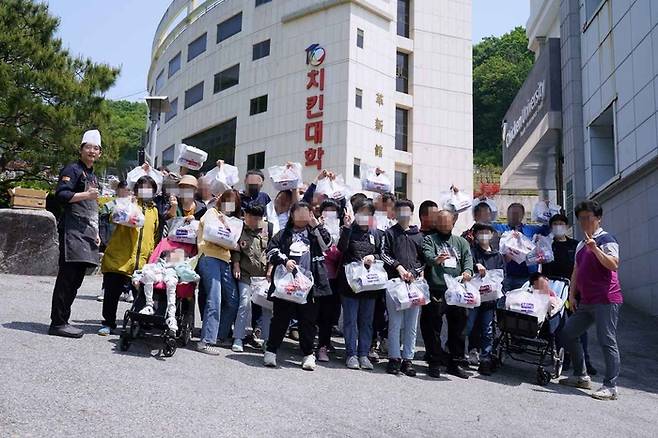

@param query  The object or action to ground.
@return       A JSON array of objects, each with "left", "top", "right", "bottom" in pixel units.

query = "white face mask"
[
  {"left": 137, "top": 188, "right": 153, "bottom": 199},
  {"left": 477, "top": 233, "right": 492, "bottom": 243},
  {"left": 221, "top": 202, "right": 235, "bottom": 213},
  {"left": 552, "top": 225, "right": 567, "bottom": 237},
  {"left": 356, "top": 214, "right": 370, "bottom": 226}
]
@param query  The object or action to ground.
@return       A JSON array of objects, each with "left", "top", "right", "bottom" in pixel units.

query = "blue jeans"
[
  {"left": 235, "top": 281, "right": 272, "bottom": 341},
  {"left": 341, "top": 295, "right": 376, "bottom": 357},
  {"left": 199, "top": 256, "right": 238, "bottom": 345},
  {"left": 466, "top": 301, "right": 495, "bottom": 360},
  {"left": 385, "top": 292, "right": 420, "bottom": 360}
]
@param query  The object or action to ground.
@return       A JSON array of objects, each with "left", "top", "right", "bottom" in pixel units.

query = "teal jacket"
[{"left": 422, "top": 233, "right": 474, "bottom": 295}]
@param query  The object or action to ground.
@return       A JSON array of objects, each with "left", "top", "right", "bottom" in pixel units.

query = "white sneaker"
[
  {"left": 165, "top": 316, "right": 178, "bottom": 333},
  {"left": 264, "top": 351, "right": 277, "bottom": 367},
  {"left": 197, "top": 342, "right": 221, "bottom": 356},
  {"left": 119, "top": 292, "right": 129, "bottom": 302},
  {"left": 591, "top": 385, "right": 618, "bottom": 400},
  {"left": 232, "top": 339, "right": 244, "bottom": 352},
  {"left": 302, "top": 354, "right": 316, "bottom": 371},
  {"left": 559, "top": 375, "right": 592, "bottom": 390},
  {"left": 346, "top": 355, "right": 360, "bottom": 369},
  {"left": 359, "top": 356, "right": 374, "bottom": 370},
  {"left": 139, "top": 305, "right": 155, "bottom": 316},
  {"left": 125, "top": 291, "right": 134, "bottom": 303}
]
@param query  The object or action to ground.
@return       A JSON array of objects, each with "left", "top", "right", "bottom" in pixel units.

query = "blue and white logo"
[{"left": 306, "top": 44, "right": 326, "bottom": 66}]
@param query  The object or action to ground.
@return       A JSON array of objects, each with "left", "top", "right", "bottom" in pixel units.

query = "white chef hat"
[{"left": 81, "top": 129, "right": 102, "bottom": 147}]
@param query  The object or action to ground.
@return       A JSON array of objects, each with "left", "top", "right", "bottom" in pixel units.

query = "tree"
[
  {"left": 102, "top": 100, "right": 147, "bottom": 178},
  {"left": 0, "top": 0, "right": 120, "bottom": 204},
  {"left": 473, "top": 26, "right": 535, "bottom": 166}
]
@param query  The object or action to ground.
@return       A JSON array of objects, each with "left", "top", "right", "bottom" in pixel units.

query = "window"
[
  {"left": 588, "top": 103, "right": 616, "bottom": 191},
  {"left": 164, "top": 98, "right": 178, "bottom": 123},
  {"left": 585, "top": 0, "right": 605, "bottom": 23},
  {"left": 255, "top": 0, "right": 271, "bottom": 6},
  {"left": 394, "top": 170, "right": 408, "bottom": 200},
  {"left": 355, "top": 88, "right": 363, "bottom": 109},
  {"left": 184, "top": 82, "right": 204, "bottom": 109},
  {"left": 357, "top": 28, "right": 364, "bottom": 48},
  {"left": 397, "top": 0, "right": 410, "bottom": 38},
  {"left": 396, "top": 51, "right": 409, "bottom": 93},
  {"left": 183, "top": 118, "right": 237, "bottom": 171},
  {"left": 252, "top": 39, "right": 271, "bottom": 60},
  {"left": 187, "top": 33, "right": 207, "bottom": 62},
  {"left": 168, "top": 52, "right": 181, "bottom": 78},
  {"left": 214, "top": 64, "right": 240, "bottom": 93},
  {"left": 217, "top": 12, "right": 242, "bottom": 43},
  {"left": 250, "top": 95, "right": 268, "bottom": 115},
  {"left": 395, "top": 107, "right": 409, "bottom": 151},
  {"left": 353, "top": 158, "right": 361, "bottom": 178},
  {"left": 162, "top": 145, "right": 175, "bottom": 167},
  {"left": 247, "top": 151, "right": 265, "bottom": 170},
  {"left": 155, "top": 69, "right": 165, "bottom": 94}
]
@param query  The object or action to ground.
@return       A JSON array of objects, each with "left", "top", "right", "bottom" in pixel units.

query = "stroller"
[
  {"left": 119, "top": 238, "right": 198, "bottom": 357},
  {"left": 492, "top": 276, "right": 569, "bottom": 385}
]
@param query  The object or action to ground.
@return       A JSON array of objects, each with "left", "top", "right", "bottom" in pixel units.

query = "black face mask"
[{"left": 247, "top": 184, "right": 260, "bottom": 197}]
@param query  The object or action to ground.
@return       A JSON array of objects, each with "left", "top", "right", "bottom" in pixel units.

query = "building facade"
[
  {"left": 503, "top": 0, "right": 658, "bottom": 315},
  {"left": 147, "top": 0, "right": 473, "bottom": 226}
]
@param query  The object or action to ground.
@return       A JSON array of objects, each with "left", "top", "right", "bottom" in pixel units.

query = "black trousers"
[
  {"left": 101, "top": 272, "right": 133, "bottom": 329},
  {"left": 317, "top": 293, "right": 341, "bottom": 348},
  {"left": 267, "top": 296, "right": 319, "bottom": 356},
  {"left": 420, "top": 296, "right": 467, "bottom": 367},
  {"left": 50, "top": 262, "right": 89, "bottom": 327},
  {"left": 372, "top": 293, "right": 387, "bottom": 341}
]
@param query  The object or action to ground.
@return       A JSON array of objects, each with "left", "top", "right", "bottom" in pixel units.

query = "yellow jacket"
[
  {"left": 197, "top": 207, "right": 232, "bottom": 263},
  {"left": 101, "top": 202, "right": 159, "bottom": 277}
]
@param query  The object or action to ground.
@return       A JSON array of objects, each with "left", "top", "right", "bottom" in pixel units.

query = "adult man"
[
  {"left": 493, "top": 203, "right": 548, "bottom": 291},
  {"left": 418, "top": 200, "right": 439, "bottom": 237},
  {"left": 559, "top": 201, "right": 622, "bottom": 401},
  {"left": 462, "top": 201, "right": 499, "bottom": 250},
  {"left": 49, "top": 129, "right": 103, "bottom": 338},
  {"left": 240, "top": 169, "right": 271, "bottom": 212},
  {"left": 421, "top": 210, "right": 474, "bottom": 379}
]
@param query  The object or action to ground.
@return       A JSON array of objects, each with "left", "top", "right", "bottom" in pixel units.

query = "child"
[
  {"left": 381, "top": 200, "right": 425, "bottom": 376},
  {"left": 98, "top": 176, "right": 159, "bottom": 336},
  {"left": 132, "top": 248, "right": 199, "bottom": 332},
  {"left": 231, "top": 204, "right": 271, "bottom": 352}
]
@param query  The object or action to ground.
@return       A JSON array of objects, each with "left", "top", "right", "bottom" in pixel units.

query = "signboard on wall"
[{"left": 304, "top": 44, "right": 326, "bottom": 170}]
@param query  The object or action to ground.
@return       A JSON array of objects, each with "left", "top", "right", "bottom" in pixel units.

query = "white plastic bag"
[
  {"left": 504, "top": 288, "right": 550, "bottom": 322},
  {"left": 126, "top": 166, "right": 164, "bottom": 193},
  {"left": 345, "top": 260, "right": 388, "bottom": 293},
  {"left": 176, "top": 143, "right": 208, "bottom": 171},
  {"left": 272, "top": 265, "right": 314, "bottom": 304},
  {"left": 439, "top": 187, "right": 472, "bottom": 213},
  {"left": 532, "top": 200, "right": 561, "bottom": 224},
  {"left": 499, "top": 231, "right": 536, "bottom": 264},
  {"left": 167, "top": 218, "right": 199, "bottom": 244},
  {"left": 111, "top": 198, "right": 145, "bottom": 228},
  {"left": 469, "top": 269, "right": 504, "bottom": 302},
  {"left": 526, "top": 235, "right": 555, "bottom": 265},
  {"left": 387, "top": 278, "right": 431, "bottom": 311},
  {"left": 202, "top": 212, "right": 243, "bottom": 249},
  {"left": 205, "top": 163, "right": 239, "bottom": 195},
  {"left": 361, "top": 164, "right": 392, "bottom": 193},
  {"left": 443, "top": 274, "right": 481, "bottom": 308},
  {"left": 268, "top": 163, "right": 302, "bottom": 192},
  {"left": 316, "top": 174, "right": 349, "bottom": 200},
  {"left": 250, "top": 276, "right": 273, "bottom": 311}
]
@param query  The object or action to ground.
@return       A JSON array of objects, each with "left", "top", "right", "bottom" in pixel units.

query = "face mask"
[
  {"left": 180, "top": 189, "right": 194, "bottom": 199},
  {"left": 322, "top": 211, "right": 338, "bottom": 220},
  {"left": 247, "top": 184, "right": 260, "bottom": 196},
  {"left": 356, "top": 214, "right": 370, "bottom": 226},
  {"left": 221, "top": 202, "right": 235, "bottom": 213},
  {"left": 552, "top": 225, "right": 567, "bottom": 237},
  {"left": 137, "top": 188, "right": 153, "bottom": 200},
  {"left": 477, "top": 233, "right": 492, "bottom": 243}
]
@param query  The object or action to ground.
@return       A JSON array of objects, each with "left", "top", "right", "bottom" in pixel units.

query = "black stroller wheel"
[
  {"left": 129, "top": 319, "right": 140, "bottom": 339},
  {"left": 119, "top": 333, "right": 131, "bottom": 351},
  {"left": 553, "top": 347, "right": 565, "bottom": 378},
  {"left": 180, "top": 322, "right": 191, "bottom": 347},
  {"left": 537, "top": 367, "right": 551, "bottom": 386},
  {"left": 163, "top": 336, "right": 177, "bottom": 357}
]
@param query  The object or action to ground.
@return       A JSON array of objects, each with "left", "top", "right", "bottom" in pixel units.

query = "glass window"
[
  {"left": 168, "top": 52, "right": 181, "bottom": 78},
  {"left": 217, "top": 12, "right": 242, "bottom": 43},
  {"left": 355, "top": 88, "right": 363, "bottom": 109},
  {"left": 353, "top": 158, "right": 361, "bottom": 178},
  {"left": 252, "top": 39, "right": 271, "bottom": 60},
  {"left": 183, "top": 118, "right": 237, "bottom": 172},
  {"left": 184, "top": 82, "right": 204, "bottom": 109},
  {"left": 155, "top": 69, "right": 165, "bottom": 94},
  {"left": 396, "top": 51, "right": 409, "bottom": 93},
  {"left": 250, "top": 95, "right": 268, "bottom": 115},
  {"left": 397, "top": 0, "right": 410, "bottom": 37},
  {"left": 585, "top": 0, "right": 604, "bottom": 23},
  {"left": 395, "top": 107, "right": 409, "bottom": 151},
  {"left": 162, "top": 145, "right": 175, "bottom": 167},
  {"left": 214, "top": 64, "right": 240, "bottom": 93},
  {"left": 255, "top": 0, "right": 271, "bottom": 6},
  {"left": 164, "top": 98, "right": 178, "bottom": 123},
  {"left": 394, "top": 170, "right": 408, "bottom": 200},
  {"left": 247, "top": 151, "right": 266, "bottom": 170},
  {"left": 187, "top": 33, "right": 207, "bottom": 62},
  {"left": 357, "top": 28, "right": 364, "bottom": 48},
  {"left": 588, "top": 103, "right": 617, "bottom": 191}
]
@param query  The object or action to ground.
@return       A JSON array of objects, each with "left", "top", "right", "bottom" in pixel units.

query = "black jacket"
[
  {"left": 471, "top": 245, "right": 506, "bottom": 272},
  {"left": 336, "top": 224, "right": 384, "bottom": 299},
  {"left": 267, "top": 224, "right": 332, "bottom": 298},
  {"left": 381, "top": 224, "right": 425, "bottom": 279}
]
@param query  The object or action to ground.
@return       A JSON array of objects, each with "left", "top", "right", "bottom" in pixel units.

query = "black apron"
[{"left": 60, "top": 171, "right": 100, "bottom": 266}]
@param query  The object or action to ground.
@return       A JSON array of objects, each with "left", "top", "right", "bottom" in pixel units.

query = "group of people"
[{"left": 48, "top": 129, "right": 623, "bottom": 401}]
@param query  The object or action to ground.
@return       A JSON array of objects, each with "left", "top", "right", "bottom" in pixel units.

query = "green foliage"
[
  {"left": 473, "top": 26, "right": 535, "bottom": 166},
  {"left": 102, "top": 100, "right": 147, "bottom": 177},
  {"left": 0, "top": 0, "right": 120, "bottom": 204}
]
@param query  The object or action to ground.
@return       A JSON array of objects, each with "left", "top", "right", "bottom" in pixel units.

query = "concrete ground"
[{"left": 1, "top": 274, "right": 657, "bottom": 437}]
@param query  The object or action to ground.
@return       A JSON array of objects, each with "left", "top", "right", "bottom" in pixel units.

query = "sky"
[{"left": 45, "top": 0, "right": 530, "bottom": 102}]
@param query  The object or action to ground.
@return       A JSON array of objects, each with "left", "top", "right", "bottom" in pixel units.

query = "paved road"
[{"left": 1, "top": 274, "right": 658, "bottom": 437}]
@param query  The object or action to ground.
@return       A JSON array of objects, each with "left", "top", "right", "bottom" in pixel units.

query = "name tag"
[
  {"left": 369, "top": 235, "right": 375, "bottom": 245},
  {"left": 443, "top": 257, "right": 457, "bottom": 269}
]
